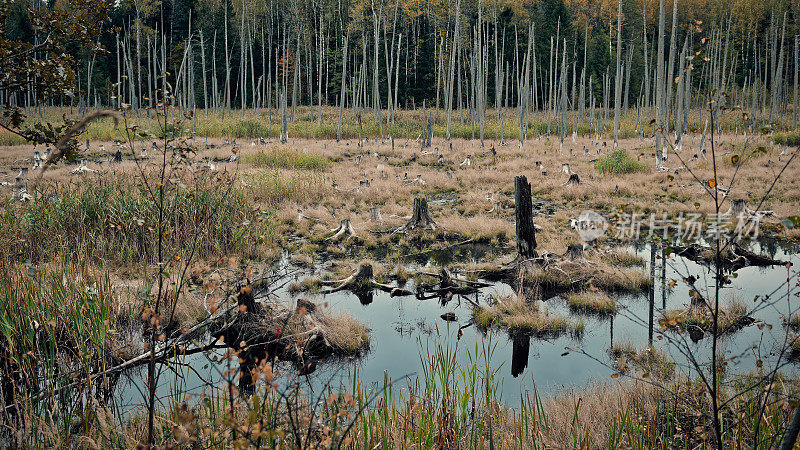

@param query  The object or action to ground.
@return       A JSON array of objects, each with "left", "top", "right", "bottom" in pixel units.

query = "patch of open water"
[{"left": 112, "top": 239, "right": 799, "bottom": 411}]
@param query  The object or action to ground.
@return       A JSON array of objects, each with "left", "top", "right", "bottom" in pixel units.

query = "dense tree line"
[{"left": 2, "top": 0, "right": 799, "bottom": 136}]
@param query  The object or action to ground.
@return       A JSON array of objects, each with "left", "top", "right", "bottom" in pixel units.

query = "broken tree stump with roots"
[
  {"left": 396, "top": 197, "right": 436, "bottom": 232},
  {"left": 327, "top": 219, "right": 357, "bottom": 241},
  {"left": 321, "top": 262, "right": 412, "bottom": 297}
]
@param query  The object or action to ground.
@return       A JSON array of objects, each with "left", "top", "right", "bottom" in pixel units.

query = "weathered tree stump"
[
  {"left": 237, "top": 285, "right": 260, "bottom": 314},
  {"left": 564, "top": 244, "right": 585, "bottom": 260},
  {"left": 727, "top": 199, "right": 747, "bottom": 217},
  {"left": 327, "top": 219, "right": 357, "bottom": 241},
  {"left": 321, "top": 262, "right": 412, "bottom": 297},
  {"left": 515, "top": 175, "right": 537, "bottom": 259},
  {"left": 396, "top": 197, "right": 436, "bottom": 232},
  {"left": 561, "top": 163, "right": 572, "bottom": 174},
  {"left": 369, "top": 207, "right": 382, "bottom": 222},
  {"left": 565, "top": 173, "right": 581, "bottom": 185}
]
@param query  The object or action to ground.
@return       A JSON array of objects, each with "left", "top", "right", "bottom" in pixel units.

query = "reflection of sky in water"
[{"left": 114, "top": 240, "right": 800, "bottom": 413}]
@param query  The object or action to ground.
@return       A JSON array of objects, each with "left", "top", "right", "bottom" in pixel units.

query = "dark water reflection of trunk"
[{"left": 511, "top": 333, "right": 531, "bottom": 378}]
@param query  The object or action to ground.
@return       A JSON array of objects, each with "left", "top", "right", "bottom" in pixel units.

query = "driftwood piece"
[{"left": 413, "top": 268, "right": 489, "bottom": 303}]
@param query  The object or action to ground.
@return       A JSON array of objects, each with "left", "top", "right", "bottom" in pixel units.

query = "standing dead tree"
[{"left": 514, "top": 175, "right": 537, "bottom": 259}]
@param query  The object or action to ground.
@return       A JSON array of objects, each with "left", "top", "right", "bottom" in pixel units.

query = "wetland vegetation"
[{"left": 1, "top": 0, "right": 800, "bottom": 447}]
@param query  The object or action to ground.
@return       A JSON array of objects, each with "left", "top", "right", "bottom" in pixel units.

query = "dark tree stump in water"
[{"left": 514, "top": 175, "right": 537, "bottom": 258}]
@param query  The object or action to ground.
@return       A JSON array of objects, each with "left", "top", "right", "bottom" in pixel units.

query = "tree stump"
[
  {"left": 564, "top": 244, "right": 585, "bottom": 260},
  {"left": 514, "top": 175, "right": 537, "bottom": 259},
  {"left": 327, "top": 219, "right": 357, "bottom": 241},
  {"left": 565, "top": 174, "right": 581, "bottom": 185},
  {"left": 369, "top": 207, "right": 382, "bottom": 222},
  {"left": 396, "top": 197, "right": 436, "bottom": 232},
  {"left": 727, "top": 199, "right": 747, "bottom": 217},
  {"left": 236, "top": 285, "right": 260, "bottom": 315}
]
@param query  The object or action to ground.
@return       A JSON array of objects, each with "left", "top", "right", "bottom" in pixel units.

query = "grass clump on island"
[
  {"left": 523, "top": 260, "right": 652, "bottom": 293},
  {"left": 473, "top": 294, "right": 584, "bottom": 336},
  {"left": 661, "top": 300, "right": 751, "bottom": 336},
  {"left": 610, "top": 342, "right": 675, "bottom": 379},
  {"left": 601, "top": 248, "right": 646, "bottom": 267},
  {"left": 568, "top": 290, "right": 617, "bottom": 315},
  {"left": 594, "top": 149, "right": 648, "bottom": 175}
]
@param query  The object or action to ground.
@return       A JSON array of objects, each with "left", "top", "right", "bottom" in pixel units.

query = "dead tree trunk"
[
  {"left": 514, "top": 175, "right": 537, "bottom": 258},
  {"left": 397, "top": 197, "right": 436, "bottom": 232}
]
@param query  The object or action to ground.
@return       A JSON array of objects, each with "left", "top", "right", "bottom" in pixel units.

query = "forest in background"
[{"left": 2, "top": 0, "right": 798, "bottom": 135}]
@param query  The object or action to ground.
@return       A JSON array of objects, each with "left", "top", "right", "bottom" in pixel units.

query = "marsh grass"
[
  {"left": 594, "top": 149, "right": 649, "bottom": 175},
  {"left": 568, "top": 291, "right": 617, "bottom": 315},
  {"left": 610, "top": 342, "right": 675, "bottom": 379},
  {"left": 524, "top": 260, "right": 652, "bottom": 293},
  {"left": 246, "top": 146, "right": 331, "bottom": 171},
  {"left": 0, "top": 257, "right": 122, "bottom": 434},
  {"left": 601, "top": 248, "right": 646, "bottom": 267},
  {"left": 5, "top": 106, "right": 795, "bottom": 146},
  {"left": 0, "top": 176, "right": 271, "bottom": 266},
  {"left": 661, "top": 300, "right": 750, "bottom": 336},
  {"left": 244, "top": 169, "right": 326, "bottom": 208},
  {"left": 773, "top": 130, "right": 800, "bottom": 147},
  {"left": 473, "top": 294, "right": 584, "bottom": 336}
]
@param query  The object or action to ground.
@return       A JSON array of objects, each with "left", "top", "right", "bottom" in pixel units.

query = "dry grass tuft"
[
  {"left": 610, "top": 342, "right": 675, "bottom": 379},
  {"left": 473, "top": 294, "right": 583, "bottom": 336},
  {"left": 568, "top": 290, "right": 617, "bottom": 315}
]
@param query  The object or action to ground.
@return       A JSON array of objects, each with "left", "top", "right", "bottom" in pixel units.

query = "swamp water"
[{"left": 113, "top": 239, "right": 800, "bottom": 411}]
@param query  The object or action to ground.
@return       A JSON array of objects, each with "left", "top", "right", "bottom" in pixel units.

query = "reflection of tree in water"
[{"left": 511, "top": 333, "right": 531, "bottom": 378}]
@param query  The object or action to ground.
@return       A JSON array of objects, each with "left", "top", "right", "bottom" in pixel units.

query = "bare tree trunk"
[
  {"left": 794, "top": 35, "right": 798, "bottom": 129},
  {"left": 514, "top": 175, "right": 537, "bottom": 259},
  {"left": 654, "top": 0, "right": 666, "bottom": 164},
  {"left": 338, "top": 33, "right": 349, "bottom": 142},
  {"left": 446, "top": 0, "right": 461, "bottom": 140},
  {"left": 613, "top": 0, "right": 623, "bottom": 147}
]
